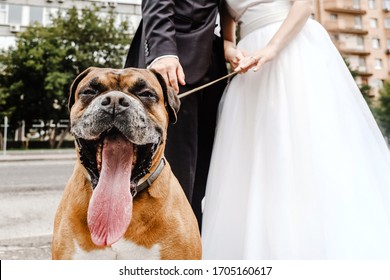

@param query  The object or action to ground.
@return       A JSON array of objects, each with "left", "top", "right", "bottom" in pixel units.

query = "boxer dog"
[{"left": 52, "top": 67, "right": 201, "bottom": 259}]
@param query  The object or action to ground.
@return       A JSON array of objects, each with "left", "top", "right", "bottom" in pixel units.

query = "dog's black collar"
[{"left": 131, "top": 157, "right": 166, "bottom": 197}]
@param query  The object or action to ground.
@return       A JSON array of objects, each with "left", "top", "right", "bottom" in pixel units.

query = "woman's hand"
[{"left": 234, "top": 44, "right": 278, "bottom": 73}]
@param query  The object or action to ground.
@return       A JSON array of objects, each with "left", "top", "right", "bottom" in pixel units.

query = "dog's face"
[
  {"left": 69, "top": 67, "right": 180, "bottom": 184},
  {"left": 68, "top": 67, "right": 180, "bottom": 247},
  {"left": 69, "top": 67, "right": 179, "bottom": 144}
]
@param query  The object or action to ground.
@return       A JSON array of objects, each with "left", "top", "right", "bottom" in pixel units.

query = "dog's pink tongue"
[{"left": 87, "top": 134, "right": 133, "bottom": 247}]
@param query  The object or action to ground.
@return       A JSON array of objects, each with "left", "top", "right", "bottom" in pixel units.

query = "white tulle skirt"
[{"left": 201, "top": 19, "right": 390, "bottom": 260}]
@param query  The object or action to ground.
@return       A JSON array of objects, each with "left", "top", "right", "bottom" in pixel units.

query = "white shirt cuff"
[{"left": 147, "top": 55, "right": 179, "bottom": 69}]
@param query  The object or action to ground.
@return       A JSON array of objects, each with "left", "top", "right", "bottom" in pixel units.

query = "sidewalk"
[
  {"left": 0, "top": 148, "right": 76, "bottom": 260},
  {"left": 0, "top": 235, "right": 52, "bottom": 260},
  {"left": 0, "top": 149, "right": 77, "bottom": 162}
]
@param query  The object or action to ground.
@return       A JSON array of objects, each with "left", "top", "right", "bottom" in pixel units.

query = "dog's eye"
[
  {"left": 137, "top": 90, "right": 157, "bottom": 100},
  {"left": 80, "top": 89, "right": 97, "bottom": 96}
]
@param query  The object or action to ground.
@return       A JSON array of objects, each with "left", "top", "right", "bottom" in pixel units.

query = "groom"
[{"left": 124, "top": 0, "right": 227, "bottom": 229}]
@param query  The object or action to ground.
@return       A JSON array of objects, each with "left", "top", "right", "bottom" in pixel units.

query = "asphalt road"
[{"left": 0, "top": 158, "right": 75, "bottom": 260}]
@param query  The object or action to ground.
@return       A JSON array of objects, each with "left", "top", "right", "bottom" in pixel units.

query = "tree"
[
  {"left": 376, "top": 81, "right": 390, "bottom": 142},
  {"left": 0, "top": 5, "right": 132, "bottom": 147},
  {"left": 343, "top": 58, "right": 372, "bottom": 105},
  {"left": 342, "top": 58, "right": 390, "bottom": 143}
]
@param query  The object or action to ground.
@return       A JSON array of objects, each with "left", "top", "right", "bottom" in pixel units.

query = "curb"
[
  {"left": 0, "top": 152, "right": 77, "bottom": 162},
  {"left": 0, "top": 234, "right": 52, "bottom": 247}
]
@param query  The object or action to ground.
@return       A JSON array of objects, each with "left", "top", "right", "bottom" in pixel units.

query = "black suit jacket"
[{"left": 124, "top": 0, "right": 222, "bottom": 85}]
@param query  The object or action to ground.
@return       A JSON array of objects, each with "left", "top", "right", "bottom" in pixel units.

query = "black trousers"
[{"left": 165, "top": 39, "right": 227, "bottom": 230}]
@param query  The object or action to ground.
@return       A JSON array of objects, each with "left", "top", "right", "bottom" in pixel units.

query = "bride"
[{"left": 201, "top": 0, "right": 390, "bottom": 259}]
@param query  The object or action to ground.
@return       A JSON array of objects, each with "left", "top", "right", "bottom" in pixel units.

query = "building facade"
[
  {"left": 2, "top": 0, "right": 390, "bottom": 97},
  {"left": 0, "top": 0, "right": 141, "bottom": 50},
  {"left": 314, "top": 0, "right": 390, "bottom": 96}
]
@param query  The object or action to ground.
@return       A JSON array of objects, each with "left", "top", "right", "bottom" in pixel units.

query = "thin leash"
[{"left": 178, "top": 70, "right": 239, "bottom": 99}]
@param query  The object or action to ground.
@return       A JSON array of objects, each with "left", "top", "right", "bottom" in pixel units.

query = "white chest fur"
[{"left": 72, "top": 239, "right": 161, "bottom": 260}]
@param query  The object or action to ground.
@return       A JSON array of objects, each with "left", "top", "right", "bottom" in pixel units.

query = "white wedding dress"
[{"left": 201, "top": 0, "right": 390, "bottom": 259}]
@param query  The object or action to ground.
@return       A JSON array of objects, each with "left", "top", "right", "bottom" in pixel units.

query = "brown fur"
[{"left": 52, "top": 68, "right": 201, "bottom": 259}]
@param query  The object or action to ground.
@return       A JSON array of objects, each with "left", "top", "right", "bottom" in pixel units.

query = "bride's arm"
[
  {"left": 265, "top": 1, "right": 312, "bottom": 57},
  {"left": 237, "top": 0, "right": 312, "bottom": 72}
]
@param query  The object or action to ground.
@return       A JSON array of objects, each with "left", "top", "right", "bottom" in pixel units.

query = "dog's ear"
[
  {"left": 151, "top": 69, "right": 181, "bottom": 124},
  {"left": 68, "top": 67, "right": 96, "bottom": 112}
]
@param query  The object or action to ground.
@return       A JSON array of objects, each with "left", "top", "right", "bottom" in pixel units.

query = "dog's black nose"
[{"left": 101, "top": 91, "right": 130, "bottom": 115}]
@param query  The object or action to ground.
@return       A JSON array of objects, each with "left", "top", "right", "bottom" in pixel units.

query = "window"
[
  {"left": 369, "top": 0, "right": 376, "bottom": 9},
  {"left": 353, "top": 0, "right": 361, "bottom": 9},
  {"left": 384, "top": 0, "right": 390, "bottom": 10},
  {"left": 370, "top": 18, "right": 378, "bottom": 28},
  {"left": 374, "top": 58, "right": 383, "bottom": 69},
  {"left": 330, "top": 13, "right": 338, "bottom": 21},
  {"left": 0, "top": 4, "right": 7, "bottom": 25},
  {"left": 8, "top": 4, "right": 22, "bottom": 25},
  {"left": 387, "top": 38, "right": 390, "bottom": 49},
  {"left": 358, "top": 57, "right": 366, "bottom": 72},
  {"left": 372, "top": 38, "right": 380, "bottom": 49},
  {"left": 29, "top": 6, "right": 43, "bottom": 24},
  {"left": 385, "top": 18, "right": 390, "bottom": 28},
  {"left": 357, "top": 36, "right": 364, "bottom": 48},
  {"left": 355, "top": 16, "right": 362, "bottom": 28}
]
